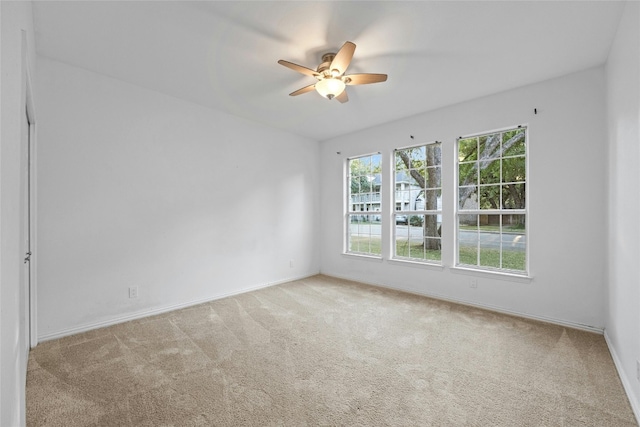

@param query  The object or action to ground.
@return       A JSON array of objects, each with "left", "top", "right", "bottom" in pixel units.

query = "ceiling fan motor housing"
[{"left": 318, "top": 53, "right": 337, "bottom": 77}]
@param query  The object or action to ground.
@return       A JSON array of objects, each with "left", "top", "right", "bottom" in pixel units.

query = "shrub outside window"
[{"left": 457, "top": 127, "right": 527, "bottom": 274}]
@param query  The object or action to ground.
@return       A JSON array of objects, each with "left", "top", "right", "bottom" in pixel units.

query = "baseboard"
[
  {"left": 604, "top": 330, "right": 640, "bottom": 425},
  {"left": 321, "top": 272, "right": 604, "bottom": 334},
  {"left": 37, "top": 272, "right": 319, "bottom": 343}
]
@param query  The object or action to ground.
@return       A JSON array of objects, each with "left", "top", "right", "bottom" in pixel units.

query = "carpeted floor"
[{"left": 27, "top": 275, "right": 637, "bottom": 426}]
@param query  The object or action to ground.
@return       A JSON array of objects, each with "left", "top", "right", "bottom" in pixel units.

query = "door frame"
[{"left": 22, "top": 29, "right": 38, "bottom": 349}]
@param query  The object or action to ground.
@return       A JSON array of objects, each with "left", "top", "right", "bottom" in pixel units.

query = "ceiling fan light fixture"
[
  {"left": 315, "top": 77, "right": 345, "bottom": 100},
  {"left": 279, "top": 41, "right": 387, "bottom": 103}
]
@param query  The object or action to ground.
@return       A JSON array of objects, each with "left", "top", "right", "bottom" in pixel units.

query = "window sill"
[
  {"left": 450, "top": 266, "right": 532, "bottom": 283},
  {"left": 342, "top": 252, "right": 384, "bottom": 262},
  {"left": 388, "top": 258, "right": 445, "bottom": 271}
]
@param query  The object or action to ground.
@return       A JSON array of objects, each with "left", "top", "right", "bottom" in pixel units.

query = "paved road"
[{"left": 349, "top": 224, "right": 526, "bottom": 251}]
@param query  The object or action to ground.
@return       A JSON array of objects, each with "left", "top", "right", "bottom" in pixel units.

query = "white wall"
[
  {"left": 0, "top": 1, "right": 36, "bottom": 425},
  {"left": 606, "top": 0, "right": 640, "bottom": 419},
  {"left": 36, "top": 58, "right": 320, "bottom": 339},
  {"left": 320, "top": 67, "right": 608, "bottom": 331}
]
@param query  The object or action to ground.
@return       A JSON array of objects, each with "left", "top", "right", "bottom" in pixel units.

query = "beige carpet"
[{"left": 27, "top": 275, "right": 637, "bottom": 426}]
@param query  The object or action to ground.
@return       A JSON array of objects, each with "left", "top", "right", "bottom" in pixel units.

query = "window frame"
[
  {"left": 392, "top": 141, "right": 443, "bottom": 264},
  {"left": 455, "top": 125, "right": 529, "bottom": 275},
  {"left": 345, "top": 152, "right": 383, "bottom": 258}
]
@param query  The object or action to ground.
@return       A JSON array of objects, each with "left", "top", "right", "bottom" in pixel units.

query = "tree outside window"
[
  {"left": 457, "top": 127, "right": 527, "bottom": 273},
  {"left": 394, "top": 142, "right": 442, "bottom": 262}
]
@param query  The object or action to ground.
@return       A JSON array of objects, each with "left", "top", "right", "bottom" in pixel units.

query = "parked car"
[{"left": 395, "top": 214, "right": 408, "bottom": 225}]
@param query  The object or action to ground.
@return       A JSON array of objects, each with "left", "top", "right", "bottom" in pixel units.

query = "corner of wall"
[{"left": 604, "top": 0, "right": 640, "bottom": 421}]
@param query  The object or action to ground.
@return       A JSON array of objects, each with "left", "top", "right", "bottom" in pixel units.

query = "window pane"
[
  {"left": 395, "top": 170, "right": 408, "bottom": 186},
  {"left": 479, "top": 134, "right": 501, "bottom": 159},
  {"left": 502, "top": 214, "right": 526, "bottom": 271},
  {"left": 502, "top": 156, "right": 526, "bottom": 185},
  {"left": 409, "top": 146, "right": 426, "bottom": 168},
  {"left": 425, "top": 167, "right": 441, "bottom": 188},
  {"left": 395, "top": 239, "right": 412, "bottom": 258},
  {"left": 424, "top": 189, "right": 440, "bottom": 211},
  {"left": 424, "top": 238, "right": 442, "bottom": 261},
  {"left": 458, "top": 138, "right": 478, "bottom": 162},
  {"left": 394, "top": 215, "right": 411, "bottom": 255},
  {"left": 371, "top": 154, "right": 382, "bottom": 171},
  {"left": 371, "top": 191, "right": 381, "bottom": 204},
  {"left": 479, "top": 158, "right": 500, "bottom": 185},
  {"left": 502, "top": 183, "right": 525, "bottom": 209},
  {"left": 348, "top": 214, "right": 381, "bottom": 255},
  {"left": 479, "top": 245, "right": 500, "bottom": 268},
  {"left": 350, "top": 178, "right": 361, "bottom": 196},
  {"left": 427, "top": 144, "right": 442, "bottom": 167},
  {"left": 369, "top": 239, "right": 382, "bottom": 255},
  {"left": 394, "top": 215, "right": 441, "bottom": 261},
  {"left": 502, "top": 213, "right": 525, "bottom": 232},
  {"left": 423, "top": 214, "right": 441, "bottom": 237},
  {"left": 348, "top": 214, "right": 362, "bottom": 252},
  {"left": 397, "top": 190, "right": 411, "bottom": 210},
  {"left": 458, "top": 215, "right": 479, "bottom": 266},
  {"left": 359, "top": 157, "right": 370, "bottom": 170},
  {"left": 459, "top": 186, "right": 478, "bottom": 209},
  {"left": 395, "top": 151, "right": 408, "bottom": 171},
  {"left": 479, "top": 185, "right": 500, "bottom": 209},
  {"left": 478, "top": 215, "right": 501, "bottom": 268},
  {"left": 394, "top": 213, "right": 408, "bottom": 225},
  {"left": 502, "top": 130, "right": 526, "bottom": 157},
  {"left": 407, "top": 214, "right": 423, "bottom": 228},
  {"left": 459, "top": 163, "right": 476, "bottom": 186},
  {"left": 408, "top": 173, "right": 422, "bottom": 188}
]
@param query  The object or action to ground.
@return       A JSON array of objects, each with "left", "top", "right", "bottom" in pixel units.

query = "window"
[
  {"left": 393, "top": 142, "right": 442, "bottom": 262},
  {"left": 457, "top": 126, "right": 527, "bottom": 274},
  {"left": 347, "top": 153, "right": 382, "bottom": 256}
]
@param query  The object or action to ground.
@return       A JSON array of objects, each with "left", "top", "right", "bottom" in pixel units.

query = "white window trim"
[
  {"left": 392, "top": 141, "right": 442, "bottom": 265},
  {"left": 345, "top": 152, "right": 383, "bottom": 258},
  {"left": 455, "top": 126, "right": 529, "bottom": 276}
]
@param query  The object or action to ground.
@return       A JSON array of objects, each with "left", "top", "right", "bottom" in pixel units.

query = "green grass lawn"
[
  {"left": 349, "top": 236, "right": 441, "bottom": 261},
  {"left": 348, "top": 236, "right": 382, "bottom": 255},
  {"left": 458, "top": 246, "right": 525, "bottom": 271},
  {"left": 349, "top": 236, "right": 525, "bottom": 271},
  {"left": 395, "top": 239, "right": 441, "bottom": 261}
]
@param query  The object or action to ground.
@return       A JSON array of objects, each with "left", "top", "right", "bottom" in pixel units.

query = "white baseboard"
[
  {"left": 37, "top": 272, "right": 319, "bottom": 343},
  {"left": 604, "top": 330, "right": 640, "bottom": 425},
  {"left": 322, "top": 272, "right": 604, "bottom": 334}
]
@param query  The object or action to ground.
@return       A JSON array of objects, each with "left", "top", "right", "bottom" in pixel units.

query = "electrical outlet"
[
  {"left": 289, "top": 260, "right": 294, "bottom": 268},
  {"left": 470, "top": 279, "right": 478, "bottom": 289},
  {"left": 129, "top": 286, "right": 138, "bottom": 299}
]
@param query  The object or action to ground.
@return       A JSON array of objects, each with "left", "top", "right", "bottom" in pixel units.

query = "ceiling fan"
[{"left": 277, "top": 41, "right": 387, "bottom": 103}]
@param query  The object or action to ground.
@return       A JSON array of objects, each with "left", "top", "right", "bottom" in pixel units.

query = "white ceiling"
[{"left": 32, "top": 1, "right": 625, "bottom": 141}]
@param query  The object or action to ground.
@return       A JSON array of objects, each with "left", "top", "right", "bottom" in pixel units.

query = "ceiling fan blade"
[
  {"left": 278, "top": 60, "right": 319, "bottom": 77},
  {"left": 345, "top": 73, "right": 388, "bottom": 85},
  {"left": 289, "top": 84, "right": 316, "bottom": 97},
  {"left": 335, "top": 90, "right": 349, "bottom": 103},
  {"left": 330, "top": 41, "right": 356, "bottom": 75}
]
